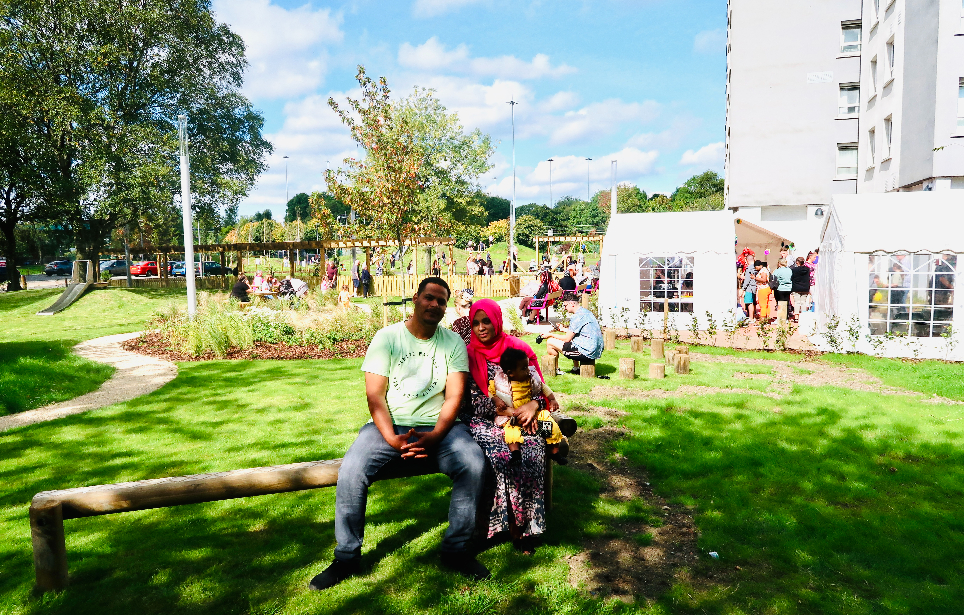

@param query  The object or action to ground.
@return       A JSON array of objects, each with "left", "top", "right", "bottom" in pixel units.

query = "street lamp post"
[
  {"left": 283, "top": 155, "right": 289, "bottom": 205},
  {"left": 548, "top": 158, "right": 554, "bottom": 208},
  {"left": 178, "top": 114, "right": 196, "bottom": 318},
  {"left": 585, "top": 157, "right": 593, "bottom": 202},
  {"left": 507, "top": 99, "right": 518, "bottom": 272}
]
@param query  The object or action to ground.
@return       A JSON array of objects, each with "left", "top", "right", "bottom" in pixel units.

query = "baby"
[{"left": 489, "top": 348, "right": 568, "bottom": 466}]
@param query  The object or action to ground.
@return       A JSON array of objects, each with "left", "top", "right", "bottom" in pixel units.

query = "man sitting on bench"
[
  {"left": 541, "top": 292, "right": 604, "bottom": 375},
  {"left": 310, "top": 277, "right": 489, "bottom": 591}
]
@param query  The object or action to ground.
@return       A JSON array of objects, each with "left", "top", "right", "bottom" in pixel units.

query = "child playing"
[
  {"left": 489, "top": 348, "right": 568, "bottom": 466},
  {"left": 338, "top": 284, "right": 351, "bottom": 309}
]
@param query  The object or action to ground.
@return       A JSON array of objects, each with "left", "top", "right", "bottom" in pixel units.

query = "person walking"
[
  {"left": 309, "top": 277, "right": 488, "bottom": 591},
  {"left": 359, "top": 263, "right": 372, "bottom": 298}
]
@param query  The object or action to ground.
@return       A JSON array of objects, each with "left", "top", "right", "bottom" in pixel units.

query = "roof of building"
[
  {"left": 822, "top": 193, "right": 964, "bottom": 253},
  {"left": 603, "top": 210, "right": 736, "bottom": 256}
]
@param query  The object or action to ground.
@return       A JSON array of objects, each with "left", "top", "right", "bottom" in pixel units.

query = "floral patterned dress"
[{"left": 460, "top": 361, "right": 546, "bottom": 539}]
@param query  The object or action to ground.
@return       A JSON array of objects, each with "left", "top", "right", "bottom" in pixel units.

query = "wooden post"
[
  {"left": 542, "top": 354, "right": 558, "bottom": 376},
  {"left": 30, "top": 500, "right": 67, "bottom": 592},
  {"left": 648, "top": 362, "right": 665, "bottom": 379},
  {"left": 381, "top": 286, "right": 389, "bottom": 327},
  {"left": 535, "top": 238, "right": 539, "bottom": 267},
  {"left": 449, "top": 244, "right": 454, "bottom": 276},
  {"left": 777, "top": 301, "right": 788, "bottom": 326},
  {"left": 674, "top": 354, "right": 691, "bottom": 375},
  {"left": 220, "top": 250, "right": 227, "bottom": 276},
  {"left": 619, "top": 358, "right": 636, "bottom": 380},
  {"left": 413, "top": 242, "right": 418, "bottom": 278},
  {"left": 666, "top": 349, "right": 676, "bottom": 368},
  {"left": 580, "top": 363, "right": 596, "bottom": 378},
  {"left": 237, "top": 251, "right": 244, "bottom": 275},
  {"left": 604, "top": 329, "right": 616, "bottom": 351},
  {"left": 676, "top": 346, "right": 689, "bottom": 355},
  {"left": 581, "top": 292, "right": 590, "bottom": 309},
  {"left": 651, "top": 338, "right": 665, "bottom": 359},
  {"left": 663, "top": 295, "right": 670, "bottom": 334},
  {"left": 630, "top": 336, "right": 646, "bottom": 353},
  {"left": 288, "top": 248, "right": 295, "bottom": 278}
]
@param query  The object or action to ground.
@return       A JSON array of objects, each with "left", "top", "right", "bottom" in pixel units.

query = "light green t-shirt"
[{"left": 360, "top": 322, "right": 469, "bottom": 427}]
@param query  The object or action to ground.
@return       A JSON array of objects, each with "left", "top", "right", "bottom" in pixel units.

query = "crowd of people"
[
  {"left": 737, "top": 247, "right": 818, "bottom": 324},
  {"left": 309, "top": 276, "right": 603, "bottom": 592}
]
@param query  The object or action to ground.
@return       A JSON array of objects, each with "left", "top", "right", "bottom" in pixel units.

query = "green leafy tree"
[
  {"left": 326, "top": 67, "right": 493, "bottom": 271},
  {"left": 671, "top": 170, "right": 724, "bottom": 204},
  {"left": 0, "top": 0, "right": 272, "bottom": 266},
  {"left": 514, "top": 215, "right": 546, "bottom": 248},
  {"left": 482, "top": 195, "right": 510, "bottom": 224},
  {"left": 284, "top": 193, "right": 311, "bottom": 223},
  {"left": 253, "top": 210, "right": 273, "bottom": 222}
]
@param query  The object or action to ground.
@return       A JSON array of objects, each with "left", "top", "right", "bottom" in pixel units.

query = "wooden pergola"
[
  {"left": 533, "top": 234, "right": 603, "bottom": 267},
  {"left": 142, "top": 236, "right": 457, "bottom": 279}
]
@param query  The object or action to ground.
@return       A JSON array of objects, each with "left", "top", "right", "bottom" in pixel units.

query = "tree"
[
  {"left": 514, "top": 215, "right": 546, "bottom": 248},
  {"left": 0, "top": 0, "right": 271, "bottom": 268},
  {"left": 253, "top": 209, "right": 273, "bottom": 222},
  {"left": 326, "top": 66, "right": 493, "bottom": 273},
  {"left": 484, "top": 219, "right": 509, "bottom": 244},
  {"left": 671, "top": 170, "right": 724, "bottom": 204},
  {"left": 482, "top": 195, "right": 510, "bottom": 224},
  {"left": 284, "top": 193, "right": 310, "bottom": 223}
]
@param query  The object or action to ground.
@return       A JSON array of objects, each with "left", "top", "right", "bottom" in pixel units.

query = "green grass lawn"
[
  {"left": 0, "top": 288, "right": 189, "bottom": 415},
  {"left": 3, "top": 295, "right": 964, "bottom": 613}
]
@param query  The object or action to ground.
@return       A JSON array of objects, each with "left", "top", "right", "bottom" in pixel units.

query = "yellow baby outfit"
[{"left": 489, "top": 367, "right": 563, "bottom": 446}]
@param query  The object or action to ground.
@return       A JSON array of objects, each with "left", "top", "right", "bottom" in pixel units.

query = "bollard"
[
  {"left": 630, "top": 336, "right": 646, "bottom": 353},
  {"left": 649, "top": 362, "right": 665, "bottom": 379},
  {"left": 603, "top": 329, "right": 616, "bottom": 351},
  {"left": 674, "top": 353, "right": 691, "bottom": 375},
  {"left": 651, "top": 338, "right": 665, "bottom": 359},
  {"left": 580, "top": 364, "right": 596, "bottom": 378},
  {"left": 543, "top": 354, "right": 558, "bottom": 376}
]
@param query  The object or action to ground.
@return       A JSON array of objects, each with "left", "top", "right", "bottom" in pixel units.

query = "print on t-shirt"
[{"left": 394, "top": 350, "right": 441, "bottom": 400}]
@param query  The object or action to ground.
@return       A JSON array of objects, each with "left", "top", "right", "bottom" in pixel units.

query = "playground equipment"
[{"left": 37, "top": 261, "right": 95, "bottom": 316}]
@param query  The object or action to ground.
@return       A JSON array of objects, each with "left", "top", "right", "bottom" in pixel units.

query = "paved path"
[{"left": 0, "top": 332, "right": 177, "bottom": 433}]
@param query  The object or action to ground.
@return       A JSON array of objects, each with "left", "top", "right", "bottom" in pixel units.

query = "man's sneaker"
[
  {"left": 308, "top": 558, "right": 361, "bottom": 591},
  {"left": 440, "top": 552, "right": 491, "bottom": 581},
  {"left": 568, "top": 367, "right": 581, "bottom": 375},
  {"left": 555, "top": 369, "right": 565, "bottom": 376}
]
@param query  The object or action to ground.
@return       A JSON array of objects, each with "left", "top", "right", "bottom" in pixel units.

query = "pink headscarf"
[{"left": 466, "top": 299, "right": 544, "bottom": 392}]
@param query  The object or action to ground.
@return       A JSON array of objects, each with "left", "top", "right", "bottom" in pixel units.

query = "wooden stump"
[
  {"left": 619, "top": 358, "right": 636, "bottom": 380},
  {"left": 666, "top": 350, "right": 676, "bottom": 367},
  {"left": 603, "top": 329, "right": 616, "bottom": 351},
  {"left": 674, "top": 354, "right": 691, "bottom": 375},
  {"left": 648, "top": 362, "right": 665, "bottom": 379},
  {"left": 580, "top": 364, "right": 596, "bottom": 378},
  {"left": 630, "top": 336, "right": 646, "bottom": 353},
  {"left": 581, "top": 293, "right": 590, "bottom": 309},
  {"left": 543, "top": 354, "right": 558, "bottom": 376},
  {"left": 651, "top": 338, "right": 665, "bottom": 359},
  {"left": 676, "top": 346, "right": 689, "bottom": 355}
]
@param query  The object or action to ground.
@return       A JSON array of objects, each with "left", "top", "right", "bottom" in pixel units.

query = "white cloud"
[
  {"left": 398, "top": 37, "right": 576, "bottom": 80},
  {"left": 550, "top": 100, "right": 660, "bottom": 145},
  {"left": 213, "top": 0, "right": 344, "bottom": 100},
  {"left": 693, "top": 28, "right": 726, "bottom": 55},
  {"left": 679, "top": 142, "right": 724, "bottom": 167},
  {"left": 412, "top": 0, "right": 485, "bottom": 18}
]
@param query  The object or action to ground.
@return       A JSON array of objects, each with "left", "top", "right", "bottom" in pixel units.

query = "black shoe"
[
  {"left": 440, "top": 552, "right": 491, "bottom": 581},
  {"left": 568, "top": 367, "right": 581, "bottom": 375},
  {"left": 549, "top": 437, "right": 569, "bottom": 465},
  {"left": 550, "top": 412, "right": 578, "bottom": 437},
  {"left": 309, "top": 558, "right": 360, "bottom": 591}
]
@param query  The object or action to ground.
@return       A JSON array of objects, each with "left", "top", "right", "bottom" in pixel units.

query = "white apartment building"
[{"left": 725, "top": 0, "right": 964, "bottom": 253}]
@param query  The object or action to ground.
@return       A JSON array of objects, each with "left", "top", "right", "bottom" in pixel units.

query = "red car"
[{"left": 129, "top": 261, "right": 158, "bottom": 276}]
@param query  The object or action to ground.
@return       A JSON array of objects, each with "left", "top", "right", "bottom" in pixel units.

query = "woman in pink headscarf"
[{"left": 461, "top": 299, "right": 557, "bottom": 552}]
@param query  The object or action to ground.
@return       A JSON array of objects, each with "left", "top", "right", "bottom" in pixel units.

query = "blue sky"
[{"left": 211, "top": 0, "right": 727, "bottom": 218}]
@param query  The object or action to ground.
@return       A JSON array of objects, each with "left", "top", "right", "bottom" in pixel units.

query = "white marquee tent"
[
  {"left": 598, "top": 210, "right": 790, "bottom": 330},
  {"left": 815, "top": 192, "right": 963, "bottom": 359}
]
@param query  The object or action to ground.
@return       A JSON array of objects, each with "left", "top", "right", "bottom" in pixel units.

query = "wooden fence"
[{"left": 107, "top": 273, "right": 539, "bottom": 298}]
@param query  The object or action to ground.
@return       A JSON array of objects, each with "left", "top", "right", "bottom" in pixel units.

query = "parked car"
[
  {"left": 44, "top": 260, "right": 73, "bottom": 276},
  {"left": 199, "top": 261, "right": 231, "bottom": 276},
  {"left": 129, "top": 261, "right": 158, "bottom": 276},
  {"left": 100, "top": 259, "right": 131, "bottom": 276},
  {"left": 168, "top": 261, "right": 185, "bottom": 276}
]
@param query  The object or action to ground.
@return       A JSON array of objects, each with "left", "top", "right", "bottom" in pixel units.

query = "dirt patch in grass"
[
  {"left": 123, "top": 331, "right": 369, "bottom": 361},
  {"left": 560, "top": 400, "right": 722, "bottom": 603}
]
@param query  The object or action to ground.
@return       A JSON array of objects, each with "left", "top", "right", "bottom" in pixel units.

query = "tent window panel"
[
  {"left": 867, "top": 253, "right": 957, "bottom": 338},
  {"left": 639, "top": 255, "right": 695, "bottom": 313}
]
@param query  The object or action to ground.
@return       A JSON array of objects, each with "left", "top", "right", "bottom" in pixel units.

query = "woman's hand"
[
  {"left": 513, "top": 400, "right": 540, "bottom": 433},
  {"left": 492, "top": 395, "right": 510, "bottom": 415}
]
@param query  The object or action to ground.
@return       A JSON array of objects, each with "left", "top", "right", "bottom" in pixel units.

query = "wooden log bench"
[{"left": 30, "top": 420, "right": 576, "bottom": 593}]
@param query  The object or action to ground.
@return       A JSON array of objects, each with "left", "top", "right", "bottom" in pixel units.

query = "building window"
[
  {"left": 836, "top": 144, "right": 858, "bottom": 177},
  {"left": 639, "top": 256, "right": 694, "bottom": 314},
  {"left": 839, "top": 84, "right": 860, "bottom": 116},
  {"left": 868, "top": 253, "right": 957, "bottom": 337},
  {"left": 958, "top": 77, "right": 964, "bottom": 133},
  {"left": 841, "top": 22, "right": 862, "bottom": 54},
  {"left": 884, "top": 117, "right": 893, "bottom": 158},
  {"left": 870, "top": 58, "right": 878, "bottom": 93},
  {"left": 868, "top": 128, "right": 876, "bottom": 165},
  {"left": 886, "top": 39, "right": 896, "bottom": 79}
]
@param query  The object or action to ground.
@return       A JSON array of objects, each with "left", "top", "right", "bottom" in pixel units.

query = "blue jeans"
[{"left": 333, "top": 422, "right": 486, "bottom": 561}]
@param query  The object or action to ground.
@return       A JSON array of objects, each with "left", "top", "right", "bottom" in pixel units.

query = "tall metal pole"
[
  {"left": 178, "top": 115, "right": 196, "bottom": 318},
  {"left": 508, "top": 99, "right": 518, "bottom": 272},
  {"left": 284, "top": 155, "right": 289, "bottom": 204},
  {"left": 548, "top": 158, "right": 554, "bottom": 208},
  {"left": 610, "top": 160, "right": 618, "bottom": 219},
  {"left": 585, "top": 157, "right": 593, "bottom": 202}
]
